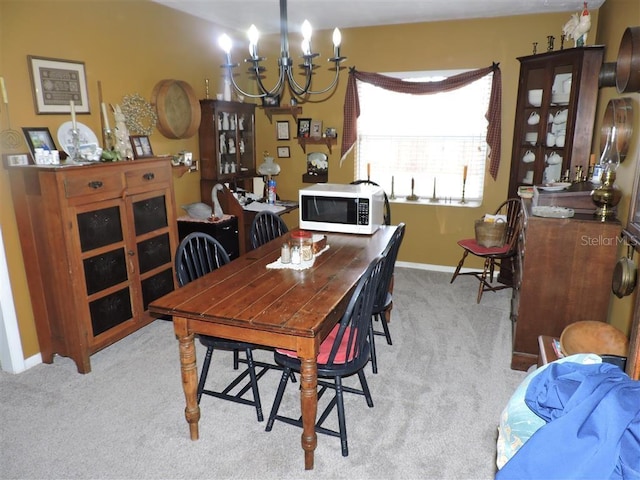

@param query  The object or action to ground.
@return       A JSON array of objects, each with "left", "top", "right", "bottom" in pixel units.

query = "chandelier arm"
[
  {"left": 293, "top": 64, "right": 343, "bottom": 96},
  {"left": 286, "top": 66, "right": 314, "bottom": 97},
  {"left": 224, "top": 66, "right": 264, "bottom": 98},
  {"left": 253, "top": 62, "right": 287, "bottom": 97}
]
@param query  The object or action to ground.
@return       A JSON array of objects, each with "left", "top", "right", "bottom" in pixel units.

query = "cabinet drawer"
[
  {"left": 64, "top": 170, "right": 123, "bottom": 199},
  {"left": 125, "top": 165, "right": 170, "bottom": 189}
]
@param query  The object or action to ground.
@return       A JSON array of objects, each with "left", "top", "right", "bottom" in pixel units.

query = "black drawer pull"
[
  {"left": 143, "top": 172, "right": 155, "bottom": 181},
  {"left": 88, "top": 181, "right": 103, "bottom": 189}
]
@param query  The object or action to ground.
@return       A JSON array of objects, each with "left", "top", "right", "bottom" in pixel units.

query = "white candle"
[
  {"left": 70, "top": 100, "right": 77, "bottom": 130},
  {"left": 101, "top": 102, "right": 110, "bottom": 130},
  {"left": 0, "top": 77, "right": 7, "bottom": 104}
]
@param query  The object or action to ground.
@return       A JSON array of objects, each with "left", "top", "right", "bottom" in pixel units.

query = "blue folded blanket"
[{"left": 496, "top": 362, "right": 640, "bottom": 480}]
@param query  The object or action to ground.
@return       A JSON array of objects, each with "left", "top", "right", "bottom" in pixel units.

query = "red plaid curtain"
[{"left": 340, "top": 64, "right": 502, "bottom": 180}]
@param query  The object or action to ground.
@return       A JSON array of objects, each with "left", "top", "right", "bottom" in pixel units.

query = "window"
[{"left": 355, "top": 70, "right": 492, "bottom": 204}]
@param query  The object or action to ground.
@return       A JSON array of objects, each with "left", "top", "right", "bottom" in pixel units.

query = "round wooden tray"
[
  {"left": 560, "top": 320, "right": 629, "bottom": 357},
  {"left": 152, "top": 79, "right": 201, "bottom": 139}
]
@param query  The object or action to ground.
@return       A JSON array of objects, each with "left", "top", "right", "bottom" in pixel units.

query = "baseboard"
[{"left": 396, "top": 261, "right": 487, "bottom": 275}]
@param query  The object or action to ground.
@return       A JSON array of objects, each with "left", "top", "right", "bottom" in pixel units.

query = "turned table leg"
[
  {"left": 299, "top": 357, "right": 318, "bottom": 470},
  {"left": 174, "top": 317, "right": 200, "bottom": 440}
]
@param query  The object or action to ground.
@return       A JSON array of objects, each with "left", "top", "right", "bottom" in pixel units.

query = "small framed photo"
[
  {"left": 3, "top": 153, "right": 31, "bottom": 167},
  {"left": 22, "top": 127, "right": 57, "bottom": 157},
  {"left": 310, "top": 120, "right": 323, "bottom": 139},
  {"left": 130, "top": 135, "right": 154, "bottom": 159},
  {"left": 27, "top": 55, "right": 90, "bottom": 115},
  {"left": 261, "top": 94, "right": 280, "bottom": 107},
  {"left": 277, "top": 146, "right": 290, "bottom": 158},
  {"left": 276, "top": 120, "right": 290, "bottom": 140},
  {"left": 297, "top": 118, "right": 311, "bottom": 138}
]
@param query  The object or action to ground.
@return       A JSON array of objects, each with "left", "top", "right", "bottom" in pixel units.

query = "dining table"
[{"left": 148, "top": 225, "right": 397, "bottom": 470}]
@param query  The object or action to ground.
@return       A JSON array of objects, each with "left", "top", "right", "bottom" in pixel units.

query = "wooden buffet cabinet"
[
  {"left": 510, "top": 200, "right": 620, "bottom": 371},
  {"left": 8, "top": 158, "right": 179, "bottom": 373}
]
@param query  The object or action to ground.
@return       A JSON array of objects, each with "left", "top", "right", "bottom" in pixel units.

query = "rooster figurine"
[{"left": 562, "top": 2, "right": 591, "bottom": 47}]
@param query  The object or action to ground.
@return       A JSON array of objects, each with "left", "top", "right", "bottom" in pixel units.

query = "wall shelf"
[
  {"left": 297, "top": 136, "right": 337, "bottom": 153},
  {"left": 262, "top": 106, "right": 303, "bottom": 123}
]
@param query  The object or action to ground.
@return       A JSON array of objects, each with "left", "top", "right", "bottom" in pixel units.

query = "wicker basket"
[{"left": 474, "top": 219, "right": 507, "bottom": 248}]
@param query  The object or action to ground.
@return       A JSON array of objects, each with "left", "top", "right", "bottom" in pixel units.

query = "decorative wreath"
[{"left": 120, "top": 93, "right": 157, "bottom": 136}]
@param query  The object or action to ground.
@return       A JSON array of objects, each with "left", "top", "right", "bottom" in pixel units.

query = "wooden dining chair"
[
  {"left": 175, "top": 232, "right": 268, "bottom": 421},
  {"left": 249, "top": 210, "right": 289, "bottom": 249},
  {"left": 450, "top": 198, "right": 522, "bottom": 303},
  {"left": 265, "top": 255, "right": 386, "bottom": 457},
  {"left": 369, "top": 222, "right": 406, "bottom": 374},
  {"left": 351, "top": 179, "right": 391, "bottom": 225}
]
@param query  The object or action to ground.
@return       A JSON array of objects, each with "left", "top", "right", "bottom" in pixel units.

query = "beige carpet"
[{"left": 0, "top": 268, "right": 526, "bottom": 479}]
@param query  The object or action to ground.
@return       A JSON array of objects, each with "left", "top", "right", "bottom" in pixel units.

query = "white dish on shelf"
[
  {"left": 537, "top": 182, "right": 571, "bottom": 192},
  {"left": 532, "top": 206, "right": 575, "bottom": 218},
  {"left": 552, "top": 73, "right": 572, "bottom": 94}
]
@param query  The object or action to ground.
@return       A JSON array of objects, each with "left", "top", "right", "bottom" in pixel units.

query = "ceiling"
[{"left": 152, "top": 0, "right": 605, "bottom": 34}]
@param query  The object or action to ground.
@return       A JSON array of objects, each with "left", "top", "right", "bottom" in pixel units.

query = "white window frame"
[{"left": 354, "top": 70, "right": 492, "bottom": 205}]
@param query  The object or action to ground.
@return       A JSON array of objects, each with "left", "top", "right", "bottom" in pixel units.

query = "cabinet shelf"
[
  {"left": 262, "top": 105, "right": 303, "bottom": 122},
  {"left": 297, "top": 136, "right": 337, "bottom": 153}
]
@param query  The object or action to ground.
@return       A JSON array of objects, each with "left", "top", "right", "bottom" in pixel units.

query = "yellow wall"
[{"left": 0, "top": 0, "right": 636, "bottom": 361}]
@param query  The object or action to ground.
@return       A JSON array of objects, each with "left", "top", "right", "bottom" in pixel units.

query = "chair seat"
[
  {"left": 276, "top": 324, "right": 359, "bottom": 365},
  {"left": 457, "top": 238, "right": 511, "bottom": 256}
]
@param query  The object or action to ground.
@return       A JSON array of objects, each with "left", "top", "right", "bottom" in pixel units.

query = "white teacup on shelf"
[
  {"left": 522, "top": 150, "right": 535, "bottom": 163},
  {"left": 554, "top": 109, "right": 568, "bottom": 124},
  {"left": 527, "top": 112, "right": 540, "bottom": 125},
  {"left": 546, "top": 132, "right": 556, "bottom": 147},
  {"left": 547, "top": 152, "right": 562, "bottom": 165}
]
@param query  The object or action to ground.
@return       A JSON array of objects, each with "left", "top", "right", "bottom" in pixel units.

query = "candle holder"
[
  {"left": 406, "top": 183, "right": 419, "bottom": 201},
  {"left": 66, "top": 128, "right": 83, "bottom": 163},
  {"left": 430, "top": 178, "right": 438, "bottom": 202},
  {"left": 460, "top": 179, "right": 467, "bottom": 204},
  {"left": 389, "top": 177, "right": 396, "bottom": 200}
]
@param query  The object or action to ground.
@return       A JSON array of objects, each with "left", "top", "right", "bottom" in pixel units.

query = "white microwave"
[{"left": 299, "top": 183, "right": 385, "bottom": 235}]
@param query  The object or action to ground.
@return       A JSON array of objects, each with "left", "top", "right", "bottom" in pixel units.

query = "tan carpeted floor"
[{"left": 0, "top": 268, "right": 526, "bottom": 480}]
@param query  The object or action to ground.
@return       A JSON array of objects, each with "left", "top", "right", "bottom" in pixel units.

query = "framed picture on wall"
[
  {"left": 27, "top": 56, "right": 90, "bottom": 115},
  {"left": 276, "top": 120, "right": 290, "bottom": 140},
  {"left": 277, "top": 146, "right": 290, "bottom": 158}
]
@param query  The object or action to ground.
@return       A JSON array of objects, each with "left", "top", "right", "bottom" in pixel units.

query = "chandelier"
[{"left": 218, "top": 0, "right": 346, "bottom": 99}]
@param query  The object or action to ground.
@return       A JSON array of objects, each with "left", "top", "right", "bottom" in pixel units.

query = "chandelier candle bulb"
[
  {"left": 332, "top": 28, "right": 341, "bottom": 58},
  {"left": 248, "top": 25, "right": 259, "bottom": 58}
]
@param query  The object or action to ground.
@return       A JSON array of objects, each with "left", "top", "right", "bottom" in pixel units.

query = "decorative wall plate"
[{"left": 152, "top": 79, "right": 201, "bottom": 139}]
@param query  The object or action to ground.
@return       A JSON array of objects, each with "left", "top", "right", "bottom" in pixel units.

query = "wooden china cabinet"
[
  {"left": 199, "top": 99, "right": 256, "bottom": 203},
  {"left": 8, "top": 158, "right": 178, "bottom": 373},
  {"left": 507, "top": 46, "right": 604, "bottom": 198}
]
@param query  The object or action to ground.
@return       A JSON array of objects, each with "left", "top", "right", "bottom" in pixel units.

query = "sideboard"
[
  {"left": 8, "top": 158, "right": 178, "bottom": 373},
  {"left": 511, "top": 199, "right": 620, "bottom": 370}
]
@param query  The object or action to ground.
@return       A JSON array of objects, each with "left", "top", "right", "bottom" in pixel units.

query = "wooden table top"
[{"left": 149, "top": 226, "right": 396, "bottom": 348}]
